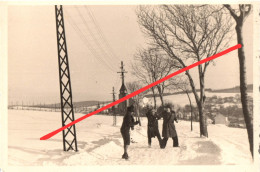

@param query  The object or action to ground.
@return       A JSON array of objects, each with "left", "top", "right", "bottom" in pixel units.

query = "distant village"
[{"left": 175, "top": 94, "right": 253, "bottom": 129}]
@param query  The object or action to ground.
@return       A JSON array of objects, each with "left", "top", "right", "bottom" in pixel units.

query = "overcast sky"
[{"left": 8, "top": 5, "right": 253, "bottom": 104}]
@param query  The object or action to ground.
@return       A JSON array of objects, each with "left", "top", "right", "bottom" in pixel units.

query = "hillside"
[
  {"left": 33, "top": 100, "right": 111, "bottom": 108},
  {"left": 146, "top": 84, "right": 253, "bottom": 97},
  {"left": 211, "top": 84, "right": 253, "bottom": 93},
  {"left": 19, "top": 84, "right": 253, "bottom": 108}
]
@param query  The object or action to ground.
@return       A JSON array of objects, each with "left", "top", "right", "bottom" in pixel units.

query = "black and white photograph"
[{"left": 0, "top": 1, "right": 259, "bottom": 171}]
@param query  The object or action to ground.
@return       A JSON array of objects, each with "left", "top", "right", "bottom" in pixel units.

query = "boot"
[
  {"left": 159, "top": 140, "right": 164, "bottom": 148},
  {"left": 160, "top": 139, "right": 167, "bottom": 149},
  {"left": 173, "top": 136, "right": 179, "bottom": 147},
  {"left": 122, "top": 153, "right": 129, "bottom": 159}
]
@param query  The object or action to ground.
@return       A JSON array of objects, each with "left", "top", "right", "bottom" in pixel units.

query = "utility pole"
[
  {"left": 117, "top": 61, "right": 127, "bottom": 86},
  {"left": 111, "top": 87, "right": 116, "bottom": 126},
  {"left": 55, "top": 5, "right": 78, "bottom": 151},
  {"left": 117, "top": 61, "right": 128, "bottom": 114}
]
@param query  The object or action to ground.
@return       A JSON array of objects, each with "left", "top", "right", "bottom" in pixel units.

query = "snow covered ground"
[
  {"left": 146, "top": 92, "right": 253, "bottom": 107},
  {"left": 8, "top": 109, "right": 253, "bottom": 166}
]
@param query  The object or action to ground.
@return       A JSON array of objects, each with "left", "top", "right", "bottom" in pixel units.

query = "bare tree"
[
  {"left": 224, "top": 4, "right": 253, "bottom": 157},
  {"left": 132, "top": 50, "right": 158, "bottom": 108},
  {"left": 132, "top": 47, "right": 176, "bottom": 107},
  {"left": 126, "top": 81, "right": 148, "bottom": 126},
  {"left": 137, "top": 5, "right": 233, "bottom": 137},
  {"left": 169, "top": 76, "right": 194, "bottom": 131}
]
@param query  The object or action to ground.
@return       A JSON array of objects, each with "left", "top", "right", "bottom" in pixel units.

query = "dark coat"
[
  {"left": 146, "top": 110, "right": 160, "bottom": 138},
  {"left": 120, "top": 111, "right": 138, "bottom": 145},
  {"left": 120, "top": 111, "right": 138, "bottom": 133},
  {"left": 162, "top": 110, "right": 178, "bottom": 138}
]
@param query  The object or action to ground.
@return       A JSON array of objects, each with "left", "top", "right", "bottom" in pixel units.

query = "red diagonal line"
[{"left": 40, "top": 44, "right": 241, "bottom": 140}]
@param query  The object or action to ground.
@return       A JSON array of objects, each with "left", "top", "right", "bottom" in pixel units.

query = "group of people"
[{"left": 120, "top": 104, "right": 179, "bottom": 160}]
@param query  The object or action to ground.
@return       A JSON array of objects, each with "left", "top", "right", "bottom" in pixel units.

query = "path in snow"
[{"left": 8, "top": 110, "right": 252, "bottom": 165}]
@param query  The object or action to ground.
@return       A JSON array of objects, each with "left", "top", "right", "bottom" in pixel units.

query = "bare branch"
[{"left": 224, "top": 4, "right": 239, "bottom": 21}]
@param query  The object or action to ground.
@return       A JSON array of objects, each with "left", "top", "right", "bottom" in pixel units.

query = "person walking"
[
  {"left": 161, "top": 105, "right": 179, "bottom": 148},
  {"left": 120, "top": 105, "right": 140, "bottom": 160},
  {"left": 146, "top": 106, "right": 162, "bottom": 148}
]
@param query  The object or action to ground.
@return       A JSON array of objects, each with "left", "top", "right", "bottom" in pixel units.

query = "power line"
[
  {"left": 84, "top": 6, "right": 121, "bottom": 61},
  {"left": 64, "top": 9, "right": 116, "bottom": 73},
  {"left": 74, "top": 6, "right": 116, "bottom": 70},
  {"left": 78, "top": 6, "right": 116, "bottom": 64},
  {"left": 67, "top": 15, "right": 115, "bottom": 73}
]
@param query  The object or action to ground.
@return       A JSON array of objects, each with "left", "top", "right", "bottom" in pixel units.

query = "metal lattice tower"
[
  {"left": 111, "top": 87, "right": 116, "bottom": 126},
  {"left": 55, "top": 5, "right": 78, "bottom": 151}
]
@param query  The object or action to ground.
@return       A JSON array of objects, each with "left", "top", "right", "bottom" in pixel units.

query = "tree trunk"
[
  {"left": 185, "top": 91, "right": 193, "bottom": 131},
  {"left": 236, "top": 24, "right": 253, "bottom": 157},
  {"left": 198, "top": 102, "right": 208, "bottom": 137},
  {"left": 185, "top": 71, "right": 207, "bottom": 136},
  {"left": 156, "top": 85, "right": 164, "bottom": 107},
  {"left": 198, "top": 69, "right": 208, "bottom": 137},
  {"left": 151, "top": 87, "right": 157, "bottom": 108},
  {"left": 136, "top": 103, "right": 141, "bottom": 126}
]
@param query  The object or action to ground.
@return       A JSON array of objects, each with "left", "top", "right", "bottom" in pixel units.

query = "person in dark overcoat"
[
  {"left": 146, "top": 107, "right": 162, "bottom": 147},
  {"left": 120, "top": 105, "right": 140, "bottom": 159},
  {"left": 161, "top": 105, "right": 179, "bottom": 148}
]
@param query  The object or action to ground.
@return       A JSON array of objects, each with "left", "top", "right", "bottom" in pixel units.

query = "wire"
[
  {"left": 75, "top": 6, "right": 117, "bottom": 71},
  {"left": 84, "top": 6, "right": 121, "bottom": 61},
  {"left": 64, "top": 9, "right": 116, "bottom": 73},
  {"left": 82, "top": 6, "right": 118, "bottom": 64}
]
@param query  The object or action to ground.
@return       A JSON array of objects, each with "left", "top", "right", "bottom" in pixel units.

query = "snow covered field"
[{"left": 8, "top": 109, "right": 253, "bottom": 166}]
